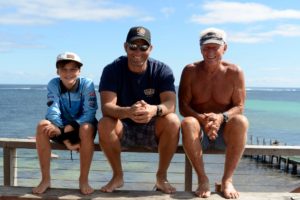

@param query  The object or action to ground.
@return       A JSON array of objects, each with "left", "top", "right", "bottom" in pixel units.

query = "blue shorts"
[
  {"left": 120, "top": 119, "right": 158, "bottom": 149},
  {"left": 201, "top": 123, "right": 226, "bottom": 150}
]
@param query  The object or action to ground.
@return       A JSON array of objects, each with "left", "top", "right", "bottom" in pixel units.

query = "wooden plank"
[
  {"left": 0, "top": 186, "right": 300, "bottom": 200},
  {"left": 1, "top": 138, "right": 300, "bottom": 156},
  {"left": 184, "top": 155, "right": 192, "bottom": 191},
  {"left": 1, "top": 138, "right": 300, "bottom": 193},
  {"left": 243, "top": 145, "right": 300, "bottom": 156},
  {"left": 3, "top": 147, "right": 16, "bottom": 186}
]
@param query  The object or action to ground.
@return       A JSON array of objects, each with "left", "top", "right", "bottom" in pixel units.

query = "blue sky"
[{"left": 1, "top": 0, "right": 300, "bottom": 87}]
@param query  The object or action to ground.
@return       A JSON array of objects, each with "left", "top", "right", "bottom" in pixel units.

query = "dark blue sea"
[{"left": 0, "top": 84, "right": 299, "bottom": 192}]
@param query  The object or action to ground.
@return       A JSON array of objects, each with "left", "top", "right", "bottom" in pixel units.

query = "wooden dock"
[
  {"left": 1, "top": 138, "right": 300, "bottom": 199},
  {"left": 0, "top": 186, "right": 300, "bottom": 200}
]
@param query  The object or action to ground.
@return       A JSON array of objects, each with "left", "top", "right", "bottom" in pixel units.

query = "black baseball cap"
[{"left": 126, "top": 26, "right": 151, "bottom": 45}]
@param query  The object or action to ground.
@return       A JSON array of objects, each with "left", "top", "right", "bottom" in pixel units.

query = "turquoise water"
[
  {"left": 245, "top": 92, "right": 300, "bottom": 145},
  {"left": 0, "top": 85, "right": 299, "bottom": 192}
]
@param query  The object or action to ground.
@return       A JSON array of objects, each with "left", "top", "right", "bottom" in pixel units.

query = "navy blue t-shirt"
[{"left": 99, "top": 56, "right": 175, "bottom": 110}]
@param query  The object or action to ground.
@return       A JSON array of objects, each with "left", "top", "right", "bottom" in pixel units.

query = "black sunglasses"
[{"left": 127, "top": 43, "right": 150, "bottom": 52}]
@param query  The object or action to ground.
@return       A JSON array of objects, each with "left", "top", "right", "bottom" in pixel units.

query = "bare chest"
[{"left": 190, "top": 75, "right": 233, "bottom": 111}]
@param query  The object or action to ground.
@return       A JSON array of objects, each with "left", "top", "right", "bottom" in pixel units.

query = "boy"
[{"left": 32, "top": 52, "right": 98, "bottom": 195}]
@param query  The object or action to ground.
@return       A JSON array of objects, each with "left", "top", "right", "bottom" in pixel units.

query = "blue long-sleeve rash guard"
[{"left": 46, "top": 77, "right": 98, "bottom": 128}]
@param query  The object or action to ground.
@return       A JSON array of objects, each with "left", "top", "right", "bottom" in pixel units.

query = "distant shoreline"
[{"left": 1, "top": 83, "right": 300, "bottom": 90}]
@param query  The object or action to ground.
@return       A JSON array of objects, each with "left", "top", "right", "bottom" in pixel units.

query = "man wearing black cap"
[
  {"left": 178, "top": 27, "right": 248, "bottom": 199},
  {"left": 98, "top": 26, "right": 180, "bottom": 194}
]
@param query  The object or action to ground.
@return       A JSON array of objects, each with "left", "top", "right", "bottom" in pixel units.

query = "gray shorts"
[
  {"left": 120, "top": 119, "right": 158, "bottom": 149},
  {"left": 201, "top": 124, "right": 226, "bottom": 150}
]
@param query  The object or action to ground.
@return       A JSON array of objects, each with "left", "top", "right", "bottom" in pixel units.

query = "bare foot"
[
  {"left": 195, "top": 179, "right": 211, "bottom": 198},
  {"left": 155, "top": 180, "right": 176, "bottom": 194},
  {"left": 100, "top": 176, "right": 124, "bottom": 192},
  {"left": 291, "top": 187, "right": 300, "bottom": 193},
  {"left": 221, "top": 181, "right": 239, "bottom": 199},
  {"left": 32, "top": 180, "right": 50, "bottom": 194},
  {"left": 80, "top": 182, "right": 94, "bottom": 195}
]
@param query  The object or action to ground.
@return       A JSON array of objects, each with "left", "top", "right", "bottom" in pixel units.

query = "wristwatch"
[
  {"left": 222, "top": 112, "right": 229, "bottom": 123},
  {"left": 156, "top": 105, "right": 163, "bottom": 116}
]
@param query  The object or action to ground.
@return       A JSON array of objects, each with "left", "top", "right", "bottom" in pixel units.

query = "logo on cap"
[
  {"left": 136, "top": 27, "right": 146, "bottom": 36},
  {"left": 66, "top": 54, "right": 75, "bottom": 59}
]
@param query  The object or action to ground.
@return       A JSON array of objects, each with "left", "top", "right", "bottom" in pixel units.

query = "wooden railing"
[{"left": 1, "top": 138, "right": 300, "bottom": 191}]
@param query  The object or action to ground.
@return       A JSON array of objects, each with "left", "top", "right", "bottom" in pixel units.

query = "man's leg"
[
  {"left": 222, "top": 115, "right": 248, "bottom": 199},
  {"left": 155, "top": 113, "right": 180, "bottom": 194},
  {"left": 181, "top": 116, "right": 210, "bottom": 198},
  {"left": 32, "top": 120, "right": 52, "bottom": 194},
  {"left": 79, "top": 123, "right": 95, "bottom": 195},
  {"left": 98, "top": 117, "right": 124, "bottom": 192}
]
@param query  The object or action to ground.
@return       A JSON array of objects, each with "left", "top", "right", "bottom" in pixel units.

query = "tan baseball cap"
[{"left": 56, "top": 52, "right": 83, "bottom": 67}]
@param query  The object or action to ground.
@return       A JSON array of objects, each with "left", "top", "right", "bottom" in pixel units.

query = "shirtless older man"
[{"left": 178, "top": 28, "right": 248, "bottom": 199}]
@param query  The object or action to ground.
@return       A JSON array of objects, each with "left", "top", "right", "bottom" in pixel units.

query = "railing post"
[
  {"left": 3, "top": 147, "right": 17, "bottom": 186},
  {"left": 184, "top": 155, "right": 192, "bottom": 192}
]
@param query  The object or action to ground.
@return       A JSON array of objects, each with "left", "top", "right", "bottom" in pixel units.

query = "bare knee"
[
  {"left": 79, "top": 123, "right": 95, "bottom": 142},
  {"left": 98, "top": 117, "right": 120, "bottom": 142},
  {"left": 228, "top": 114, "right": 249, "bottom": 132},
  {"left": 181, "top": 116, "right": 198, "bottom": 129},
  {"left": 163, "top": 113, "right": 180, "bottom": 129},
  {"left": 181, "top": 117, "right": 200, "bottom": 138},
  {"left": 224, "top": 115, "right": 248, "bottom": 144},
  {"left": 156, "top": 113, "right": 180, "bottom": 139},
  {"left": 36, "top": 120, "right": 51, "bottom": 136}
]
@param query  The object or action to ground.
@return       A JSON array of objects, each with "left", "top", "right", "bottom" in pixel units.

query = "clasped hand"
[
  {"left": 129, "top": 100, "right": 155, "bottom": 124},
  {"left": 203, "top": 113, "right": 223, "bottom": 141},
  {"left": 43, "top": 123, "right": 61, "bottom": 138}
]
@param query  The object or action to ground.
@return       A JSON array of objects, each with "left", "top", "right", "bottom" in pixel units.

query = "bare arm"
[
  {"left": 205, "top": 66, "right": 246, "bottom": 139},
  {"left": 225, "top": 66, "right": 246, "bottom": 119},
  {"left": 100, "top": 89, "right": 176, "bottom": 124},
  {"left": 159, "top": 91, "right": 176, "bottom": 115},
  {"left": 100, "top": 91, "right": 131, "bottom": 119},
  {"left": 178, "top": 65, "right": 206, "bottom": 124}
]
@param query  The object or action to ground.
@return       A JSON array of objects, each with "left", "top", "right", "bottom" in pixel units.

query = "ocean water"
[{"left": 0, "top": 84, "right": 299, "bottom": 192}]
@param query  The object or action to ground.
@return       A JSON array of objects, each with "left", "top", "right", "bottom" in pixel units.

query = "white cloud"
[
  {"left": 259, "top": 66, "right": 300, "bottom": 72},
  {"left": 137, "top": 16, "right": 155, "bottom": 22},
  {"left": 190, "top": 1, "right": 300, "bottom": 24},
  {"left": 259, "top": 24, "right": 300, "bottom": 37},
  {"left": 0, "top": 32, "right": 45, "bottom": 52},
  {"left": 0, "top": 0, "right": 137, "bottom": 25},
  {"left": 0, "top": 70, "right": 53, "bottom": 84},
  {"left": 0, "top": 41, "right": 44, "bottom": 52},
  {"left": 229, "top": 24, "right": 300, "bottom": 43},
  {"left": 228, "top": 32, "right": 267, "bottom": 43}
]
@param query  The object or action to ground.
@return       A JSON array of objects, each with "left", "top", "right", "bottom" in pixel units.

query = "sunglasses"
[{"left": 127, "top": 43, "right": 150, "bottom": 52}]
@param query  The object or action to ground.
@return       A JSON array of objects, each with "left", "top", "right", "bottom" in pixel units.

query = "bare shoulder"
[
  {"left": 223, "top": 61, "right": 243, "bottom": 74},
  {"left": 184, "top": 61, "right": 201, "bottom": 70},
  {"left": 179, "top": 61, "right": 202, "bottom": 89},
  {"left": 182, "top": 61, "right": 202, "bottom": 75}
]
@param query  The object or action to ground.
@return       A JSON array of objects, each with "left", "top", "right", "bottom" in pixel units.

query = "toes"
[{"left": 155, "top": 182, "right": 176, "bottom": 194}]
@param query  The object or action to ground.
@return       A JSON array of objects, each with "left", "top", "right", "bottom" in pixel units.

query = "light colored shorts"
[{"left": 201, "top": 124, "right": 226, "bottom": 150}]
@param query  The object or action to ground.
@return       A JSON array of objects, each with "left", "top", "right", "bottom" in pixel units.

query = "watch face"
[
  {"left": 223, "top": 112, "right": 229, "bottom": 123},
  {"left": 157, "top": 105, "right": 163, "bottom": 116}
]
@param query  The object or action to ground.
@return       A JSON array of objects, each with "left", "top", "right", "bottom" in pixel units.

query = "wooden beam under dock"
[{"left": 1, "top": 186, "right": 300, "bottom": 200}]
